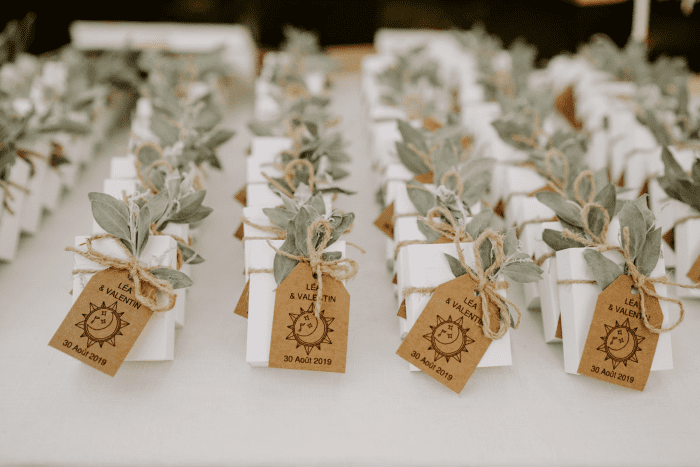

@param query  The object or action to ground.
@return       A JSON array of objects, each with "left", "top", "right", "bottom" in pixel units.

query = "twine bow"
[
  {"left": 267, "top": 218, "right": 359, "bottom": 317},
  {"left": 67, "top": 234, "right": 177, "bottom": 313},
  {"left": 0, "top": 179, "right": 30, "bottom": 215},
  {"left": 456, "top": 229, "right": 521, "bottom": 340}
]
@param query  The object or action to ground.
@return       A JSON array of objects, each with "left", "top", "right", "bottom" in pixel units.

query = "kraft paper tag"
[
  {"left": 687, "top": 253, "right": 700, "bottom": 283},
  {"left": 577, "top": 275, "right": 661, "bottom": 391},
  {"left": 554, "top": 85, "right": 582, "bottom": 130},
  {"left": 234, "top": 223, "right": 244, "bottom": 241},
  {"left": 234, "top": 280, "right": 250, "bottom": 318},
  {"left": 374, "top": 202, "right": 395, "bottom": 239},
  {"left": 555, "top": 315, "right": 563, "bottom": 339},
  {"left": 397, "top": 299, "right": 406, "bottom": 319},
  {"left": 48, "top": 268, "right": 154, "bottom": 376},
  {"left": 662, "top": 229, "right": 674, "bottom": 250},
  {"left": 396, "top": 274, "right": 498, "bottom": 393},
  {"left": 234, "top": 186, "right": 247, "bottom": 206},
  {"left": 268, "top": 263, "right": 350, "bottom": 373},
  {"left": 413, "top": 172, "right": 434, "bottom": 184},
  {"left": 493, "top": 199, "right": 506, "bottom": 218}
]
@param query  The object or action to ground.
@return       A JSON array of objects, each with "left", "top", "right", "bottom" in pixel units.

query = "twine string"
[
  {"left": 266, "top": 218, "right": 359, "bottom": 316},
  {"left": 66, "top": 234, "right": 177, "bottom": 313}
]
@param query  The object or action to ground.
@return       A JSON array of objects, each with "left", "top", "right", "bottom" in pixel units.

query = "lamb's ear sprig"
[
  {"left": 583, "top": 198, "right": 661, "bottom": 291},
  {"left": 270, "top": 192, "right": 354, "bottom": 285},
  {"left": 376, "top": 45, "right": 443, "bottom": 110},
  {"left": 657, "top": 146, "right": 700, "bottom": 212},
  {"left": 87, "top": 192, "right": 194, "bottom": 289}
]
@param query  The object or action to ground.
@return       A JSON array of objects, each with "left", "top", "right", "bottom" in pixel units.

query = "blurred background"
[{"left": 2, "top": 0, "right": 699, "bottom": 70}]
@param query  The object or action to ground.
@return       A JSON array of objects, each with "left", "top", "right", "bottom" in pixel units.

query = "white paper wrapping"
[
  {"left": 0, "top": 161, "right": 31, "bottom": 261},
  {"left": 71, "top": 235, "right": 178, "bottom": 361}
]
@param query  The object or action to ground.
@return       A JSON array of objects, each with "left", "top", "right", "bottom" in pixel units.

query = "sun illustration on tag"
[
  {"left": 424, "top": 315, "right": 474, "bottom": 363},
  {"left": 598, "top": 319, "right": 644, "bottom": 369},
  {"left": 75, "top": 301, "right": 129, "bottom": 348},
  {"left": 287, "top": 303, "right": 334, "bottom": 355}
]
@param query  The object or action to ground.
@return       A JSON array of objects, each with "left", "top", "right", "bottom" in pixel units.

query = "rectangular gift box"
[
  {"left": 244, "top": 239, "right": 347, "bottom": 366},
  {"left": 557, "top": 247, "right": 673, "bottom": 375},
  {"left": 19, "top": 138, "right": 51, "bottom": 235},
  {"left": 41, "top": 166, "right": 64, "bottom": 213},
  {"left": 95, "top": 179, "right": 189, "bottom": 328},
  {"left": 398, "top": 243, "right": 512, "bottom": 372},
  {"left": 254, "top": 79, "right": 282, "bottom": 122},
  {"left": 110, "top": 155, "right": 138, "bottom": 180},
  {"left": 71, "top": 235, "right": 178, "bottom": 361},
  {"left": 0, "top": 161, "right": 31, "bottom": 262},
  {"left": 246, "top": 137, "right": 292, "bottom": 185}
]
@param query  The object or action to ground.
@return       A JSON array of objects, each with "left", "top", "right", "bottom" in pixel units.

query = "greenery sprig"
[
  {"left": 657, "top": 146, "right": 700, "bottom": 212},
  {"left": 88, "top": 192, "right": 194, "bottom": 289}
]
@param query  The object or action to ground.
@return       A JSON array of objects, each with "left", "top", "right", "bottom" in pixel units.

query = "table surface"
[{"left": 1, "top": 74, "right": 699, "bottom": 467}]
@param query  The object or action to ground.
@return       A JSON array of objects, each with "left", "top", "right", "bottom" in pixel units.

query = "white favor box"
[
  {"left": 514, "top": 200, "right": 555, "bottom": 310},
  {"left": 19, "top": 139, "right": 51, "bottom": 234},
  {"left": 673, "top": 218, "right": 700, "bottom": 299},
  {"left": 304, "top": 71, "right": 326, "bottom": 96},
  {"left": 398, "top": 243, "right": 512, "bottom": 372},
  {"left": 370, "top": 121, "right": 401, "bottom": 168},
  {"left": 382, "top": 164, "right": 414, "bottom": 201},
  {"left": 41, "top": 167, "right": 64, "bottom": 212},
  {"left": 500, "top": 166, "right": 547, "bottom": 220},
  {"left": 71, "top": 235, "right": 178, "bottom": 361},
  {"left": 254, "top": 79, "right": 281, "bottom": 122},
  {"left": 95, "top": 178, "right": 189, "bottom": 328},
  {"left": 246, "top": 137, "right": 293, "bottom": 184},
  {"left": 557, "top": 248, "right": 673, "bottom": 375},
  {"left": 244, "top": 239, "right": 347, "bottom": 367},
  {"left": 241, "top": 207, "right": 278, "bottom": 283},
  {"left": 0, "top": 161, "right": 31, "bottom": 262},
  {"left": 110, "top": 155, "right": 138, "bottom": 180}
]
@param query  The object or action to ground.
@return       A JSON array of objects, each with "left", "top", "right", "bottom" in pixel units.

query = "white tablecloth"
[{"left": 1, "top": 74, "right": 699, "bottom": 466}]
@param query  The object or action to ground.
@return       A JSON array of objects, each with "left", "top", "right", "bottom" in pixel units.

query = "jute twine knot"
[
  {"left": 282, "top": 158, "right": 316, "bottom": 192},
  {"left": 133, "top": 143, "right": 176, "bottom": 195},
  {"left": 420, "top": 206, "right": 473, "bottom": 244},
  {"left": 66, "top": 234, "right": 177, "bottom": 313},
  {"left": 459, "top": 229, "right": 521, "bottom": 340},
  {"left": 267, "top": 218, "right": 359, "bottom": 316}
]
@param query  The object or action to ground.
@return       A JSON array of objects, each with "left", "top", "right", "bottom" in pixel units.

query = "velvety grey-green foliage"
[
  {"left": 270, "top": 193, "right": 354, "bottom": 285},
  {"left": 657, "top": 146, "right": 700, "bottom": 212},
  {"left": 583, "top": 249, "right": 623, "bottom": 291}
]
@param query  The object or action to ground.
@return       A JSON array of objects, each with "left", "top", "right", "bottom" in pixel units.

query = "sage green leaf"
[
  {"left": 416, "top": 219, "right": 442, "bottom": 243},
  {"left": 591, "top": 183, "right": 617, "bottom": 231},
  {"left": 177, "top": 241, "right": 205, "bottom": 264},
  {"left": 395, "top": 141, "right": 431, "bottom": 175},
  {"left": 501, "top": 261, "right": 543, "bottom": 283},
  {"left": 136, "top": 206, "right": 151, "bottom": 258},
  {"left": 464, "top": 209, "right": 494, "bottom": 239},
  {"left": 328, "top": 213, "right": 355, "bottom": 246},
  {"left": 294, "top": 206, "right": 315, "bottom": 256},
  {"left": 479, "top": 237, "right": 493, "bottom": 272},
  {"left": 432, "top": 141, "right": 458, "bottom": 183},
  {"left": 504, "top": 227, "right": 518, "bottom": 257},
  {"left": 542, "top": 229, "right": 585, "bottom": 251},
  {"left": 182, "top": 205, "right": 213, "bottom": 225},
  {"left": 309, "top": 193, "right": 326, "bottom": 215},
  {"left": 88, "top": 192, "right": 130, "bottom": 221},
  {"left": 631, "top": 195, "right": 655, "bottom": 231},
  {"left": 618, "top": 202, "right": 647, "bottom": 262},
  {"left": 406, "top": 180, "right": 435, "bottom": 217},
  {"left": 692, "top": 159, "right": 700, "bottom": 185},
  {"left": 248, "top": 120, "right": 274, "bottom": 137},
  {"left": 535, "top": 191, "right": 582, "bottom": 227},
  {"left": 274, "top": 233, "right": 299, "bottom": 285},
  {"left": 322, "top": 251, "right": 342, "bottom": 261},
  {"left": 397, "top": 119, "right": 428, "bottom": 153},
  {"left": 583, "top": 249, "right": 623, "bottom": 291},
  {"left": 203, "top": 128, "right": 235, "bottom": 149},
  {"left": 145, "top": 190, "right": 170, "bottom": 226},
  {"left": 661, "top": 146, "right": 690, "bottom": 182},
  {"left": 281, "top": 194, "right": 297, "bottom": 212},
  {"left": 417, "top": 218, "right": 442, "bottom": 243},
  {"left": 444, "top": 253, "right": 468, "bottom": 278},
  {"left": 461, "top": 177, "right": 490, "bottom": 209},
  {"left": 89, "top": 198, "right": 132, "bottom": 245},
  {"left": 168, "top": 190, "right": 206, "bottom": 222},
  {"left": 150, "top": 112, "right": 179, "bottom": 147},
  {"left": 150, "top": 267, "right": 194, "bottom": 289},
  {"left": 263, "top": 207, "right": 295, "bottom": 230},
  {"left": 636, "top": 227, "right": 661, "bottom": 276}
]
